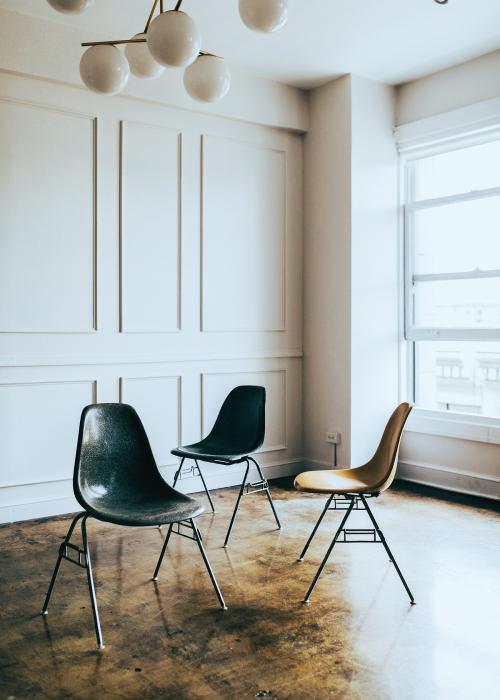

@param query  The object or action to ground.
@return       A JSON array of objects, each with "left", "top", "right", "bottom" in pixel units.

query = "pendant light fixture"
[
  {"left": 80, "top": 44, "right": 130, "bottom": 95},
  {"left": 124, "top": 33, "right": 165, "bottom": 79},
  {"left": 147, "top": 9, "right": 202, "bottom": 68},
  {"left": 48, "top": 0, "right": 449, "bottom": 102},
  {"left": 184, "top": 54, "right": 231, "bottom": 103},
  {"left": 47, "top": 0, "right": 94, "bottom": 13},
  {"left": 48, "top": 0, "right": 290, "bottom": 102},
  {"left": 239, "top": 0, "right": 288, "bottom": 34}
]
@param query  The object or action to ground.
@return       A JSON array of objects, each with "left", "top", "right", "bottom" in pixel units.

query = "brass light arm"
[
  {"left": 81, "top": 38, "right": 146, "bottom": 47},
  {"left": 144, "top": 0, "right": 160, "bottom": 32}
]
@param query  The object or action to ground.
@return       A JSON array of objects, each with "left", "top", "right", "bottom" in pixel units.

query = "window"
[{"left": 403, "top": 135, "right": 500, "bottom": 420}]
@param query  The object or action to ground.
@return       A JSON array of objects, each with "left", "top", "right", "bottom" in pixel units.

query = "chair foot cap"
[
  {"left": 151, "top": 577, "right": 158, "bottom": 582},
  {"left": 222, "top": 544, "right": 228, "bottom": 548},
  {"left": 410, "top": 600, "right": 416, "bottom": 606},
  {"left": 303, "top": 599, "right": 310, "bottom": 604},
  {"left": 221, "top": 605, "right": 228, "bottom": 611},
  {"left": 41, "top": 610, "right": 48, "bottom": 615},
  {"left": 297, "top": 558, "right": 303, "bottom": 562},
  {"left": 98, "top": 644, "right": 105, "bottom": 650}
]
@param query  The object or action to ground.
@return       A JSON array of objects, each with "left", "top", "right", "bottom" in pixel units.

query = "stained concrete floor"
[{"left": 1, "top": 479, "right": 499, "bottom": 700}]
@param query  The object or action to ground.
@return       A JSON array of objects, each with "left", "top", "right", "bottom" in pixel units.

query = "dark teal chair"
[
  {"left": 41, "top": 403, "right": 226, "bottom": 648},
  {"left": 171, "top": 386, "right": 281, "bottom": 546}
]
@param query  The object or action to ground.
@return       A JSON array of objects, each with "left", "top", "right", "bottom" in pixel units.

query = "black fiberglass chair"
[
  {"left": 41, "top": 403, "right": 226, "bottom": 648},
  {"left": 171, "top": 385, "right": 281, "bottom": 546}
]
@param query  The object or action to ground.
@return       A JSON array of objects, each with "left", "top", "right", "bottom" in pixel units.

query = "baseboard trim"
[
  {"left": 398, "top": 460, "right": 500, "bottom": 501},
  {"left": 0, "top": 459, "right": 305, "bottom": 524}
]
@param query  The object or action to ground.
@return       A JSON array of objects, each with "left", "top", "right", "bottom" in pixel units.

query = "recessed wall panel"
[
  {"left": 120, "top": 375, "right": 181, "bottom": 467},
  {"left": 202, "top": 370, "right": 286, "bottom": 452},
  {"left": 0, "top": 380, "right": 96, "bottom": 487},
  {"left": 201, "top": 136, "right": 286, "bottom": 331},
  {"left": 0, "top": 101, "right": 96, "bottom": 332},
  {"left": 120, "top": 122, "right": 181, "bottom": 332}
]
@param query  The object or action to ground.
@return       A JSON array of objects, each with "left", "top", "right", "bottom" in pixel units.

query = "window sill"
[{"left": 406, "top": 407, "right": 500, "bottom": 446}]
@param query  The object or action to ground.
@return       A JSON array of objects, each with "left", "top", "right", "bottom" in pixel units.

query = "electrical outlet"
[{"left": 326, "top": 431, "right": 341, "bottom": 445}]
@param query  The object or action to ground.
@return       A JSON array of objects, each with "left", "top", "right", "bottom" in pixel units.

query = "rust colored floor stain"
[{"left": 1, "top": 479, "right": 499, "bottom": 699}]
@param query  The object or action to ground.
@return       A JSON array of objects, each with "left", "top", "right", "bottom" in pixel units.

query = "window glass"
[
  {"left": 413, "top": 139, "right": 500, "bottom": 201},
  {"left": 413, "top": 197, "right": 500, "bottom": 275},
  {"left": 413, "top": 278, "right": 500, "bottom": 330},
  {"left": 415, "top": 341, "right": 500, "bottom": 418}
]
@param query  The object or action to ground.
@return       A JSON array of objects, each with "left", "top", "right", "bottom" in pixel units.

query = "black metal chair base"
[
  {"left": 41, "top": 513, "right": 104, "bottom": 649},
  {"left": 42, "top": 512, "right": 226, "bottom": 649},
  {"left": 152, "top": 517, "right": 227, "bottom": 610},
  {"left": 173, "top": 458, "right": 216, "bottom": 513},
  {"left": 299, "top": 494, "right": 415, "bottom": 605},
  {"left": 223, "top": 457, "right": 281, "bottom": 547}
]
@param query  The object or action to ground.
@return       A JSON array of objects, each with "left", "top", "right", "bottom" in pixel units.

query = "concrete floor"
[{"left": 1, "top": 478, "right": 499, "bottom": 700}]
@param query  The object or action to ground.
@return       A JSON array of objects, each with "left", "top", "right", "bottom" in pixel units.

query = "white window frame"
[
  {"left": 397, "top": 103, "right": 500, "bottom": 441},
  {"left": 402, "top": 130, "right": 500, "bottom": 342}
]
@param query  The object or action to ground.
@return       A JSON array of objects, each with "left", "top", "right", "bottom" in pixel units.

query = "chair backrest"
[
  {"left": 204, "top": 385, "right": 266, "bottom": 455},
  {"left": 73, "top": 403, "right": 166, "bottom": 510},
  {"left": 361, "top": 403, "right": 413, "bottom": 492}
]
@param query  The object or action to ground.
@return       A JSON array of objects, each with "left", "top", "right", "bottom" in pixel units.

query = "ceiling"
[{"left": 3, "top": 0, "right": 500, "bottom": 88}]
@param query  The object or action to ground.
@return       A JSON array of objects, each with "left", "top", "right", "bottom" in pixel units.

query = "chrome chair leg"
[
  {"left": 41, "top": 512, "right": 85, "bottom": 615},
  {"left": 172, "top": 458, "right": 185, "bottom": 488},
  {"left": 81, "top": 516, "right": 104, "bottom": 648},
  {"left": 41, "top": 512, "right": 104, "bottom": 648},
  {"left": 298, "top": 495, "right": 334, "bottom": 562},
  {"left": 191, "top": 519, "right": 227, "bottom": 610},
  {"left": 223, "top": 460, "right": 250, "bottom": 547},
  {"left": 152, "top": 524, "right": 174, "bottom": 580},
  {"left": 303, "top": 500, "right": 356, "bottom": 603},
  {"left": 250, "top": 457, "right": 281, "bottom": 530},
  {"left": 195, "top": 459, "right": 216, "bottom": 513},
  {"left": 359, "top": 494, "right": 415, "bottom": 604}
]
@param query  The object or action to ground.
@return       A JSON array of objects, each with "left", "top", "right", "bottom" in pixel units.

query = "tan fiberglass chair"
[{"left": 295, "top": 403, "right": 414, "bottom": 605}]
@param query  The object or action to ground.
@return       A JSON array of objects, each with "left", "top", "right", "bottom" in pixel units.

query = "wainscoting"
[{"left": 0, "top": 72, "right": 303, "bottom": 523}]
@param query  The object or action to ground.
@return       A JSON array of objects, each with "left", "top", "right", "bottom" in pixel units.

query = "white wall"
[
  {"left": 397, "top": 49, "right": 500, "bottom": 126},
  {"left": 350, "top": 77, "right": 399, "bottom": 465},
  {"left": 303, "top": 75, "right": 398, "bottom": 470},
  {"left": 303, "top": 76, "right": 352, "bottom": 468},
  {"left": 396, "top": 52, "right": 500, "bottom": 499},
  {"left": 0, "top": 12, "right": 305, "bottom": 523}
]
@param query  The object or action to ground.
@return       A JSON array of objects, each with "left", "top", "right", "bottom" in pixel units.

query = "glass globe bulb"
[
  {"left": 239, "top": 0, "right": 288, "bottom": 33},
  {"left": 125, "top": 33, "right": 165, "bottom": 79},
  {"left": 80, "top": 45, "right": 130, "bottom": 95},
  {"left": 147, "top": 10, "right": 201, "bottom": 68},
  {"left": 184, "top": 55, "right": 231, "bottom": 103},
  {"left": 47, "top": 0, "right": 95, "bottom": 14}
]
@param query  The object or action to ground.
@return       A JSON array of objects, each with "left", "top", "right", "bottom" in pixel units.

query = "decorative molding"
[
  {"left": 0, "top": 349, "right": 303, "bottom": 368},
  {"left": 119, "top": 120, "right": 182, "bottom": 334},
  {"left": 397, "top": 460, "right": 500, "bottom": 501},
  {"left": 0, "top": 379, "right": 97, "bottom": 488},
  {"left": 200, "top": 133, "right": 287, "bottom": 333},
  {"left": 200, "top": 368, "right": 287, "bottom": 453},
  {"left": 0, "top": 97, "right": 97, "bottom": 334}
]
